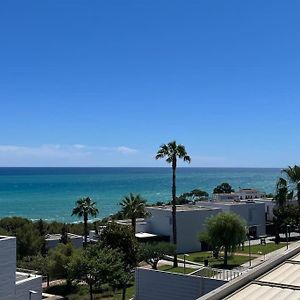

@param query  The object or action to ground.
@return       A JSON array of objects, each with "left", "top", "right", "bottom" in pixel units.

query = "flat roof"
[
  {"left": 45, "top": 233, "right": 82, "bottom": 240},
  {"left": 135, "top": 232, "right": 158, "bottom": 239},
  {"left": 148, "top": 205, "right": 218, "bottom": 212},
  {"left": 226, "top": 252, "right": 300, "bottom": 300}
]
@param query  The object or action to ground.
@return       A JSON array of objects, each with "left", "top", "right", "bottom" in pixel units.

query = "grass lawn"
[
  {"left": 158, "top": 265, "right": 195, "bottom": 274},
  {"left": 178, "top": 251, "right": 250, "bottom": 269},
  {"left": 44, "top": 283, "right": 135, "bottom": 300},
  {"left": 236, "top": 243, "right": 285, "bottom": 255}
]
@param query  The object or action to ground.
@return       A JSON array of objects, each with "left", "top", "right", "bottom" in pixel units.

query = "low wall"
[
  {"left": 135, "top": 268, "right": 226, "bottom": 300},
  {"left": 16, "top": 275, "right": 42, "bottom": 300}
]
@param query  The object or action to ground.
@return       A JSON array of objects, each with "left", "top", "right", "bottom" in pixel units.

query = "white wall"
[
  {"left": 198, "top": 202, "right": 266, "bottom": 236},
  {"left": 0, "top": 236, "right": 16, "bottom": 300},
  {"left": 146, "top": 208, "right": 172, "bottom": 237},
  {"left": 176, "top": 209, "right": 221, "bottom": 253},
  {"left": 135, "top": 268, "right": 226, "bottom": 300},
  {"left": 16, "top": 275, "right": 42, "bottom": 300}
]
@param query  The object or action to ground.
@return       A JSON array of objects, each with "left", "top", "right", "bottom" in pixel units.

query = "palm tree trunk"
[
  {"left": 84, "top": 213, "right": 88, "bottom": 246},
  {"left": 131, "top": 217, "right": 136, "bottom": 234},
  {"left": 172, "top": 160, "right": 178, "bottom": 268},
  {"left": 297, "top": 183, "right": 300, "bottom": 207}
]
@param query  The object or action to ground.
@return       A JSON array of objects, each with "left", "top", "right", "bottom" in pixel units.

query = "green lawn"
[
  {"left": 44, "top": 283, "right": 135, "bottom": 300},
  {"left": 178, "top": 251, "right": 250, "bottom": 269},
  {"left": 236, "top": 243, "right": 285, "bottom": 255},
  {"left": 158, "top": 265, "right": 195, "bottom": 274}
]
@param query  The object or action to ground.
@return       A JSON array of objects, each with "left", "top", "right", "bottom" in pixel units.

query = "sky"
[{"left": 0, "top": 0, "right": 300, "bottom": 167}]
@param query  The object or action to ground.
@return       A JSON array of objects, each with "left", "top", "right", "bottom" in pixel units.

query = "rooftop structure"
[{"left": 45, "top": 232, "right": 83, "bottom": 249}]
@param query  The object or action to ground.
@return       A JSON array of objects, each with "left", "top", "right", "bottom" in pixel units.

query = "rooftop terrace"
[{"left": 148, "top": 205, "right": 219, "bottom": 211}]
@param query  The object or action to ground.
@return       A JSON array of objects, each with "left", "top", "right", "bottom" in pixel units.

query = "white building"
[
  {"left": 45, "top": 233, "right": 83, "bottom": 250},
  {"left": 0, "top": 236, "right": 42, "bottom": 300},
  {"left": 197, "top": 201, "right": 266, "bottom": 237},
  {"left": 236, "top": 188, "right": 266, "bottom": 200},
  {"left": 212, "top": 193, "right": 240, "bottom": 202},
  {"left": 145, "top": 205, "right": 222, "bottom": 253}
]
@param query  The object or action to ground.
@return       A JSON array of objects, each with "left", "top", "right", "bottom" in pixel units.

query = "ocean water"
[{"left": 0, "top": 167, "right": 281, "bottom": 222}]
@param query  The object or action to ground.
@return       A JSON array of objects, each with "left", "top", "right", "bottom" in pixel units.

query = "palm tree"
[
  {"left": 72, "top": 197, "right": 99, "bottom": 245},
  {"left": 275, "top": 177, "right": 289, "bottom": 207},
  {"left": 282, "top": 165, "right": 300, "bottom": 206},
  {"left": 120, "top": 193, "right": 149, "bottom": 234},
  {"left": 155, "top": 140, "right": 191, "bottom": 267}
]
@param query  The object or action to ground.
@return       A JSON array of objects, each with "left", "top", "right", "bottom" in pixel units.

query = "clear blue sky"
[{"left": 0, "top": 1, "right": 300, "bottom": 167}]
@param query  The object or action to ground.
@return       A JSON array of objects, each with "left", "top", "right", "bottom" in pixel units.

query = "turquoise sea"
[{"left": 0, "top": 167, "right": 281, "bottom": 223}]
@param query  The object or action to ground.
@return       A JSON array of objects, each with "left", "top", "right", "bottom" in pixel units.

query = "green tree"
[
  {"left": 72, "top": 197, "right": 99, "bottom": 245},
  {"left": 273, "top": 204, "right": 300, "bottom": 243},
  {"left": 119, "top": 193, "right": 149, "bottom": 233},
  {"left": 155, "top": 140, "right": 191, "bottom": 267},
  {"left": 275, "top": 177, "right": 293, "bottom": 207},
  {"left": 16, "top": 223, "right": 43, "bottom": 259},
  {"left": 60, "top": 223, "right": 69, "bottom": 244},
  {"left": 199, "top": 212, "right": 246, "bottom": 267},
  {"left": 282, "top": 165, "right": 300, "bottom": 206},
  {"left": 68, "top": 246, "right": 124, "bottom": 300},
  {"left": 140, "top": 242, "right": 176, "bottom": 269},
  {"left": 213, "top": 182, "right": 235, "bottom": 194},
  {"left": 99, "top": 222, "right": 140, "bottom": 268},
  {"left": 48, "top": 243, "right": 75, "bottom": 287},
  {"left": 178, "top": 189, "right": 209, "bottom": 204}
]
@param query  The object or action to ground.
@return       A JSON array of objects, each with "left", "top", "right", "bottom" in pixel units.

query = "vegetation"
[
  {"left": 213, "top": 182, "right": 235, "bottom": 194},
  {"left": 177, "top": 189, "right": 209, "bottom": 204},
  {"left": 68, "top": 246, "right": 125, "bottom": 300},
  {"left": 236, "top": 242, "right": 285, "bottom": 255},
  {"left": 199, "top": 212, "right": 246, "bottom": 267},
  {"left": 178, "top": 251, "right": 250, "bottom": 269},
  {"left": 156, "top": 140, "right": 191, "bottom": 267},
  {"left": 119, "top": 193, "right": 149, "bottom": 233},
  {"left": 282, "top": 165, "right": 300, "bottom": 206},
  {"left": 72, "top": 197, "right": 99, "bottom": 245},
  {"left": 140, "top": 242, "right": 176, "bottom": 270},
  {"left": 275, "top": 177, "right": 293, "bottom": 207}
]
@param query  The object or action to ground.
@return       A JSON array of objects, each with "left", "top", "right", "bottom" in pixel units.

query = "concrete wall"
[
  {"left": 135, "top": 268, "right": 226, "bottom": 300},
  {"left": 146, "top": 208, "right": 172, "bottom": 237},
  {"left": 46, "top": 236, "right": 83, "bottom": 250},
  {"left": 0, "top": 236, "right": 16, "bottom": 300},
  {"left": 198, "top": 202, "right": 266, "bottom": 237},
  {"left": 176, "top": 209, "right": 221, "bottom": 253},
  {"left": 16, "top": 275, "right": 42, "bottom": 300}
]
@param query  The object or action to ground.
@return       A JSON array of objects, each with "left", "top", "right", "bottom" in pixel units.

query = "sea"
[{"left": 0, "top": 167, "right": 281, "bottom": 223}]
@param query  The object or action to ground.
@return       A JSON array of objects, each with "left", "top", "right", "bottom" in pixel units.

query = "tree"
[
  {"left": 282, "top": 165, "right": 300, "bottom": 206},
  {"left": 16, "top": 223, "right": 43, "bottom": 259},
  {"left": 199, "top": 212, "right": 246, "bottom": 267},
  {"left": 274, "top": 177, "right": 293, "bottom": 207},
  {"left": 72, "top": 197, "right": 99, "bottom": 245},
  {"left": 213, "top": 183, "right": 235, "bottom": 194},
  {"left": 60, "top": 223, "right": 69, "bottom": 244},
  {"left": 140, "top": 242, "right": 176, "bottom": 270},
  {"left": 48, "top": 243, "right": 75, "bottom": 287},
  {"left": 99, "top": 222, "right": 140, "bottom": 268},
  {"left": 68, "top": 246, "right": 124, "bottom": 300},
  {"left": 178, "top": 189, "right": 209, "bottom": 204},
  {"left": 155, "top": 140, "right": 191, "bottom": 267},
  {"left": 119, "top": 193, "right": 150, "bottom": 233},
  {"left": 273, "top": 204, "right": 300, "bottom": 243}
]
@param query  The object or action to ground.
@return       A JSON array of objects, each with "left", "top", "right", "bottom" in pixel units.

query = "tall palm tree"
[
  {"left": 155, "top": 140, "right": 191, "bottom": 267},
  {"left": 275, "top": 177, "right": 289, "bottom": 207},
  {"left": 72, "top": 197, "right": 99, "bottom": 245},
  {"left": 120, "top": 193, "right": 149, "bottom": 234},
  {"left": 282, "top": 165, "right": 300, "bottom": 206}
]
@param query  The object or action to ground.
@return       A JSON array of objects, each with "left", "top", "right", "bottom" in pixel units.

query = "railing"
[{"left": 190, "top": 267, "right": 242, "bottom": 281}]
